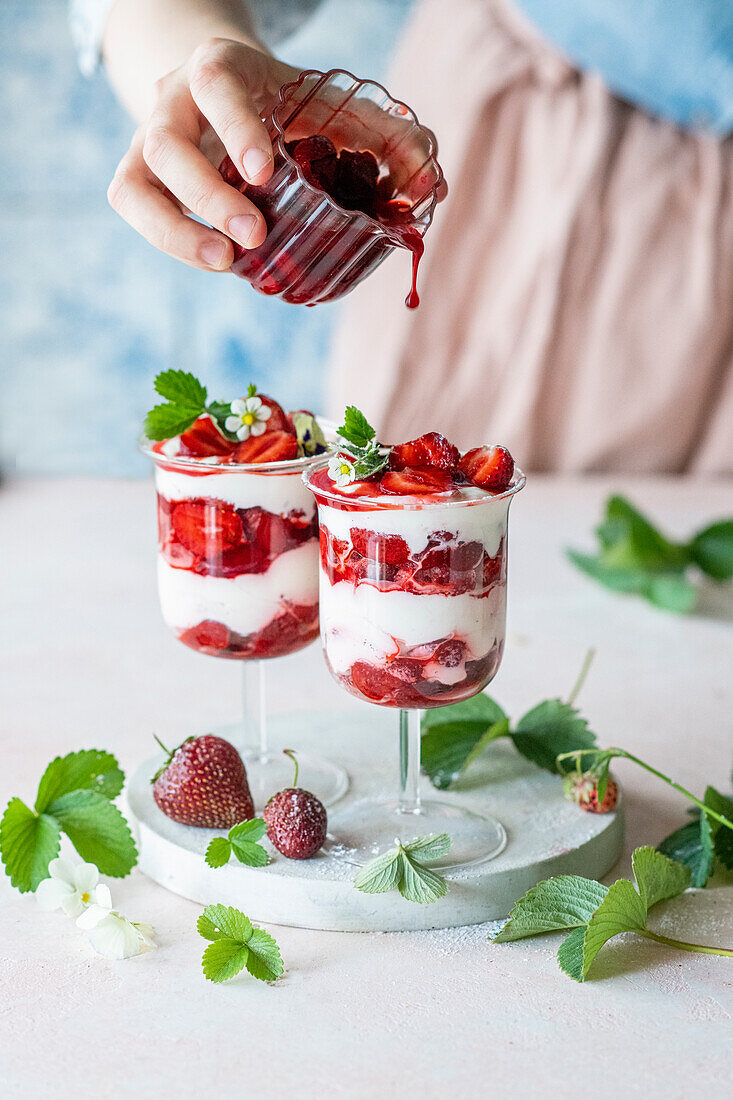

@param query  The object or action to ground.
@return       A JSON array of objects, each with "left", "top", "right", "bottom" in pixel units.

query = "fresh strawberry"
[
  {"left": 256, "top": 394, "right": 290, "bottom": 433},
  {"left": 563, "top": 772, "right": 619, "bottom": 814},
  {"left": 379, "top": 467, "right": 453, "bottom": 496},
  {"left": 171, "top": 501, "right": 242, "bottom": 557},
  {"left": 458, "top": 445, "right": 514, "bottom": 492},
  {"left": 179, "top": 416, "right": 236, "bottom": 458},
  {"left": 233, "top": 430, "right": 298, "bottom": 463},
  {"left": 389, "top": 432, "right": 459, "bottom": 472},
  {"left": 152, "top": 734, "right": 254, "bottom": 828},
  {"left": 350, "top": 528, "right": 410, "bottom": 565},
  {"left": 263, "top": 750, "right": 327, "bottom": 859}
]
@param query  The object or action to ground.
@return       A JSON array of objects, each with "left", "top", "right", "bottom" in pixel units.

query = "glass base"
[{"left": 326, "top": 798, "right": 507, "bottom": 871}]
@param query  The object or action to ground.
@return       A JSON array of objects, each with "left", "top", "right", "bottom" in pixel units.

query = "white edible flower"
[
  {"left": 224, "top": 396, "right": 271, "bottom": 440},
  {"left": 76, "top": 884, "right": 156, "bottom": 960},
  {"left": 328, "top": 452, "right": 357, "bottom": 487},
  {"left": 36, "top": 858, "right": 102, "bottom": 918}
]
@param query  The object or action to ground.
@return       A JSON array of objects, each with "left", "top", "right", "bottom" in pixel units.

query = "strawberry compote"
[
  {"left": 305, "top": 463, "right": 525, "bottom": 708},
  {"left": 147, "top": 429, "right": 325, "bottom": 661}
]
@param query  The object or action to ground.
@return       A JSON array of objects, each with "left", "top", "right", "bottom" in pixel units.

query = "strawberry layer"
[{"left": 156, "top": 464, "right": 316, "bottom": 519}]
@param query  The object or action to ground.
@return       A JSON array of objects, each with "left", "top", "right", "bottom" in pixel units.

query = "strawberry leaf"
[
  {"left": 511, "top": 700, "right": 597, "bottom": 774},
  {"left": 35, "top": 750, "right": 124, "bottom": 812},
  {"left": 657, "top": 819, "right": 715, "bottom": 888},
  {"left": 154, "top": 370, "right": 207, "bottom": 409},
  {"left": 492, "top": 876, "right": 608, "bottom": 942},
  {"left": 205, "top": 837, "right": 232, "bottom": 869},
  {"left": 704, "top": 787, "right": 733, "bottom": 870},
  {"left": 49, "top": 790, "right": 138, "bottom": 877},
  {"left": 197, "top": 904, "right": 283, "bottom": 983},
  {"left": 198, "top": 904, "right": 252, "bottom": 942},
  {"left": 231, "top": 841, "right": 269, "bottom": 868},
  {"left": 354, "top": 834, "right": 450, "bottom": 904},
  {"left": 338, "top": 406, "right": 376, "bottom": 450},
  {"left": 690, "top": 520, "right": 733, "bottom": 581},
  {"left": 421, "top": 695, "right": 508, "bottom": 789},
  {"left": 202, "top": 940, "right": 252, "bottom": 984},
  {"left": 0, "top": 799, "right": 61, "bottom": 893},
  {"left": 144, "top": 404, "right": 203, "bottom": 441},
  {"left": 244, "top": 929, "right": 284, "bottom": 981}
]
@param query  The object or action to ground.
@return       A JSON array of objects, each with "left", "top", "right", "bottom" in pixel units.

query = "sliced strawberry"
[
  {"left": 208, "top": 542, "right": 268, "bottom": 577},
  {"left": 380, "top": 466, "right": 453, "bottom": 496},
  {"left": 351, "top": 661, "right": 401, "bottom": 702},
  {"left": 256, "top": 395, "right": 290, "bottom": 433},
  {"left": 179, "top": 416, "right": 236, "bottom": 458},
  {"left": 433, "top": 639, "right": 466, "bottom": 667},
  {"left": 389, "top": 432, "right": 459, "bottom": 472},
  {"left": 350, "top": 528, "right": 410, "bottom": 565},
  {"left": 419, "top": 540, "right": 483, "bottom": 572},
  {"left": 458, "top": 445, "right": 514, "bottom": 492},
  {"left": 389, "top": 658, "right": 424, "bottom": 684},
  {"left": 482, "top": 547, "right": 504, "bottom": 588},
  {"left": 233, "top": 430, "right": 298, "bottom": 463},
  {"left": 179, "top": 620, "right": 230, "bottom": 652},
  {"left": 239, "top": 507, "right": 291, "bottom": 556},
  {"left": 171, "top": 501, "right": 242, "bottom": 557}
]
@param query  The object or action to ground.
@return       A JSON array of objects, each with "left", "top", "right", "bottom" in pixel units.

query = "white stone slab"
[{"left": 127, "top": 710, "right": 624, "bottom": 931}]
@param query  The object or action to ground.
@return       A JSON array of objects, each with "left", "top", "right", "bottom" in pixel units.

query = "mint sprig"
[
  {"left": 197, "top": 903, "right": 283, "bottom": 983},
  {"left": 354, "top": 833, "right": 450, "bottom": 904},
  {"left": 144, "top": 371, "right": 262, "bottom": 442},
  {"left": 567, "top": 496, "right": 733, "bottom": 613},
  {"left": 421, "top": 654, "right": 598, "bottom": 789},
  {"left": 205, "top": 818, "right": 268, "bottom": 869},
  {"left": 493, "top": 847, "right": 733, "bottom": 980},
  {"left": 336, "top": 406, "right": 388, "bottom": 479},
  {"left": 0, "top": 750, "right": 137, "bottom": 892}
]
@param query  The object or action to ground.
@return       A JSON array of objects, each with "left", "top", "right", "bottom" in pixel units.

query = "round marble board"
[{"left": 126, "top": 709, "right": 624, "bottom": 932}]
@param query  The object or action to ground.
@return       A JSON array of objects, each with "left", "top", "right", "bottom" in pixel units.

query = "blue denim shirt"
[{"left": 516, "top": 0, "right": 733, "bottom": 135}]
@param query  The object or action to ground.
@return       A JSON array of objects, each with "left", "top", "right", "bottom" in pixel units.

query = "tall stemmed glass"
[
  {"left": 304, "top": 460, "right": 525, "bottom": 868},
  {"left": 144, "top": 442, "right": 348, "bottom": 807}
]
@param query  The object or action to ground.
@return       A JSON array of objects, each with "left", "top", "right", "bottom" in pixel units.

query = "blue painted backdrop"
[{"left": 0, "top": 0, "right": 411, "bottom": 475}]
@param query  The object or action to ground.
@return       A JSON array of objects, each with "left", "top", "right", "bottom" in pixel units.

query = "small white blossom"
[
  {"left": 36, "top": 858, "right": 102, "bottom": 918},
  {"left": 224, "top": 396, "right": 271, "bottom": 441},
  {"left": 328, "top": 452, "right": 357, "bottom": 487},
  {"left": 76, "top": 884, "right": 156, "bottom": 960}
]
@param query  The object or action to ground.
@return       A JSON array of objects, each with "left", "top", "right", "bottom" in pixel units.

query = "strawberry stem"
[
  {"left": 567, "top": 648, "right": 596, "bottom": 707},
  {"left": 637, "top": 929, "right": 733, "bottom": 957},
  {"left": 283, "top": 749, "right": 299, "bottom": 788},
  {"left": 153, "top": 735, "right": 173, "bottom": 760}
]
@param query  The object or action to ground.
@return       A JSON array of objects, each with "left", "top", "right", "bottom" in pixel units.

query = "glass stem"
[
  {"left": 398, "top": 709, "right": 422, "bottom": 814},
  {"left": 242, "top": 660, "right": 268, "bottom": 760}
]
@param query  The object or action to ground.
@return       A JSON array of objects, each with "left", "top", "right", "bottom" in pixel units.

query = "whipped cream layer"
[
  {"left": 155, "top": 464, "right": 316, "bottom": 519},
  {"left": 158, "top": 540, "right": 318, "bottom": 636},
  {"left": 319, "top": 578, "right": 506, "bottom": 678},
  {"left": 318, "top": 498, "right": 508, "bottom": 557}
]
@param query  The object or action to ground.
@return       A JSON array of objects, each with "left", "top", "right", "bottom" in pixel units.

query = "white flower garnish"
[
  {"left": 36, "top": 858, "right": 102, "bottom": 918},
  {"left": 328, "top": 452, "right": 357, "bottom": 487},
  {"left": 224, "top": 396, "right": 271, "bottom": 440},
  {"left": 76, "top": 884, "right": 156, "bottom": 960}
]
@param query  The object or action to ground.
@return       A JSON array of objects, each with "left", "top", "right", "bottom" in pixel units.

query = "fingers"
[
  {"left": 108, "top": 129, "right": 234, "bottom": 271},
  {"left": 142, "top": 87, "right": 268, "bottom": 249},
  {"left": 188, "top": 44, "right": 274, "bottom": 185}
]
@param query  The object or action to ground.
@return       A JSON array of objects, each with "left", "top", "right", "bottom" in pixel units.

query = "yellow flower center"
[
  {"left": 243, "top": 412, "right": 256, "bottom": 426},
  {"left": 81, "top": 892, "right": 90, "bottom": 903},
  {"left": 339, "top": 463, "right": 352, "bottom": 476}
]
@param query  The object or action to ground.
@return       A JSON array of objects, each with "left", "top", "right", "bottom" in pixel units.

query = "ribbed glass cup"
[{"left": 219, "top": 68, "right": 443, "bottom": 304}]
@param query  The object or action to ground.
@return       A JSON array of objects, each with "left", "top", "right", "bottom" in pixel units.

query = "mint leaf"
[
  {"left": 154, "top": 370, "right": 207, "bottom": 409},
  {"left": 511, "top": 700, "right": 597, "bottom": 774},
  {"left": 690, "top": 520, "right": 733, "bottom": 581},
  {"left": 35, "top": 750, "right": 124, "bottom": 812},
  {"left": 49, "top": 790, "right": 138, "bottom": 877},
  {"left": 205, "top": 837, "right": 232, "bottom": 869},
  {"left": 354, "top": 834, "right": 450, "bottom": 904},
  {"left": 421, "top": 695, "right": 508, "bottom": 789},
  {"left": 658, "top": 820, "right": 715, "bottom": 888},
  {"left": 0, "top": 799, "right": 61, "bottom": 893},
  {"left": 198, "top": 904, "right": 282, "bottom": 983},
  {"left": 353, "top": 447, "right": 389, "bottom": 480},
  {"left": 492, "top": 876, "right": 608, "bottom": 943},
  {"left": 243, "top": 928, "right": 284, "bottom": 981},
  {"left": 338, "top": 406, "right": 375, "bottom": 450},
  {"left": 144, "top": 403, "right": 203, "bottom": 441}
]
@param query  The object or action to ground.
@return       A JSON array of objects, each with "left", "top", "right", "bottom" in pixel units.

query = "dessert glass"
[
  {"left": 144, "top": 441, "right": 348, "bottom": 807},
  {"left": 304, "top": 461, "right": 525, "bottom": 868},
  {"left": 219, "top": 68, "right": 443, "bottom": 305}
]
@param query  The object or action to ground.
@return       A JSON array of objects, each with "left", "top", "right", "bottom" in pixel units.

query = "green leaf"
[
  {"left": 556, "top": 925, "right": 587, "bottom": 981},
  {"left": 704, "top": 787, "right": 733, "bottom": 870},
  {"left": 229, "top": 818, "right": 267, "bottom": 842},
  {"left": 632, "top": 845, "right": 691, "bottom": 910},
  {"left": 154, "top": 370, "right": 207, "bottom": 409},
  {"left": 421, "top": 695, "right": 508, "bottom": 789},
  {"left": 205, "top": 837, "right": 232, "bottom": 869},
  {"left": 202, "top": 939, "right": 251, "bottom": 984},
  {"left": 575, "top": 878, "right": 647, "bottom": 980},
  {"left": 353, "top": 446, "right": 389, "bottom": 480},
  {"left": 198, "top": 904, "right": 253, "bottom": 942},
  {"left": 143, "top": 403, "right": 204, "bottom": 441},
  {"left": 690, "top": 520, "right": 733, "bottom": 581},
  {"left": 566, "top": 551, "right": 649, "bottom": 594},
  {"left": 231, "top": 841, "right": 269, "bottom": 867},
  {"left": 492, "top": 876, "right": 608, "bottom": 942},
  {"left": 403, "top": 833, "right": 452, "bottom": 861},
  {"left": 600, "top": 496, "right": 689, "bottom": 572},
  {"left": 353, "top": 849, "right": 402, "bottom": 895},
  {"left": 0, "top": 799, "right": 61, "bottom": 893},
  {"left": 35, "top": 750, "right": 124, "bottom": 812},
  {"left": 399, "top": 853, "right": 448, "bottom": 904},
  {"left": 243, "top": 928, "right": 284, "bottom": 981},
  {"left": 658, "top": 820, "right": 715, "bottom": 888},
  {"left": 511, "top": 699, "right": 597, "bottom": 774},
  {"left": 338, "top": 405, "right": 375, "bottom": 450},
  {"left": 642, "top": 573, "right": 697, "bottom": 613},
  {"left": 49, "top": 790, "right": 138, "bottom": 877}
]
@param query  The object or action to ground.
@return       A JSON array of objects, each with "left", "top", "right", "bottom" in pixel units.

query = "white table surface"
[{"left": 2, "top": 475, "right": 732, "bottom": 1098}]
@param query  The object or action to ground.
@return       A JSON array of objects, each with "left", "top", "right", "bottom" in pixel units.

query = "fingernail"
[
  {"left": 200, "top": 240, "right": 228, "bottom": 268},
  {"left": 242, "top": 147, "right": 271, "bottom": 181},
  {"left": 228, "top": 214, "right": 257, "bottom": 247}
]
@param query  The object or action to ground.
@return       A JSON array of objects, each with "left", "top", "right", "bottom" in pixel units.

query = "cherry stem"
[
  {"left": 637, "top": 929, "right": 733, "bottom": 957},
  {"left": 283, "top": 749, "right": 299, "bottom": 788}
]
